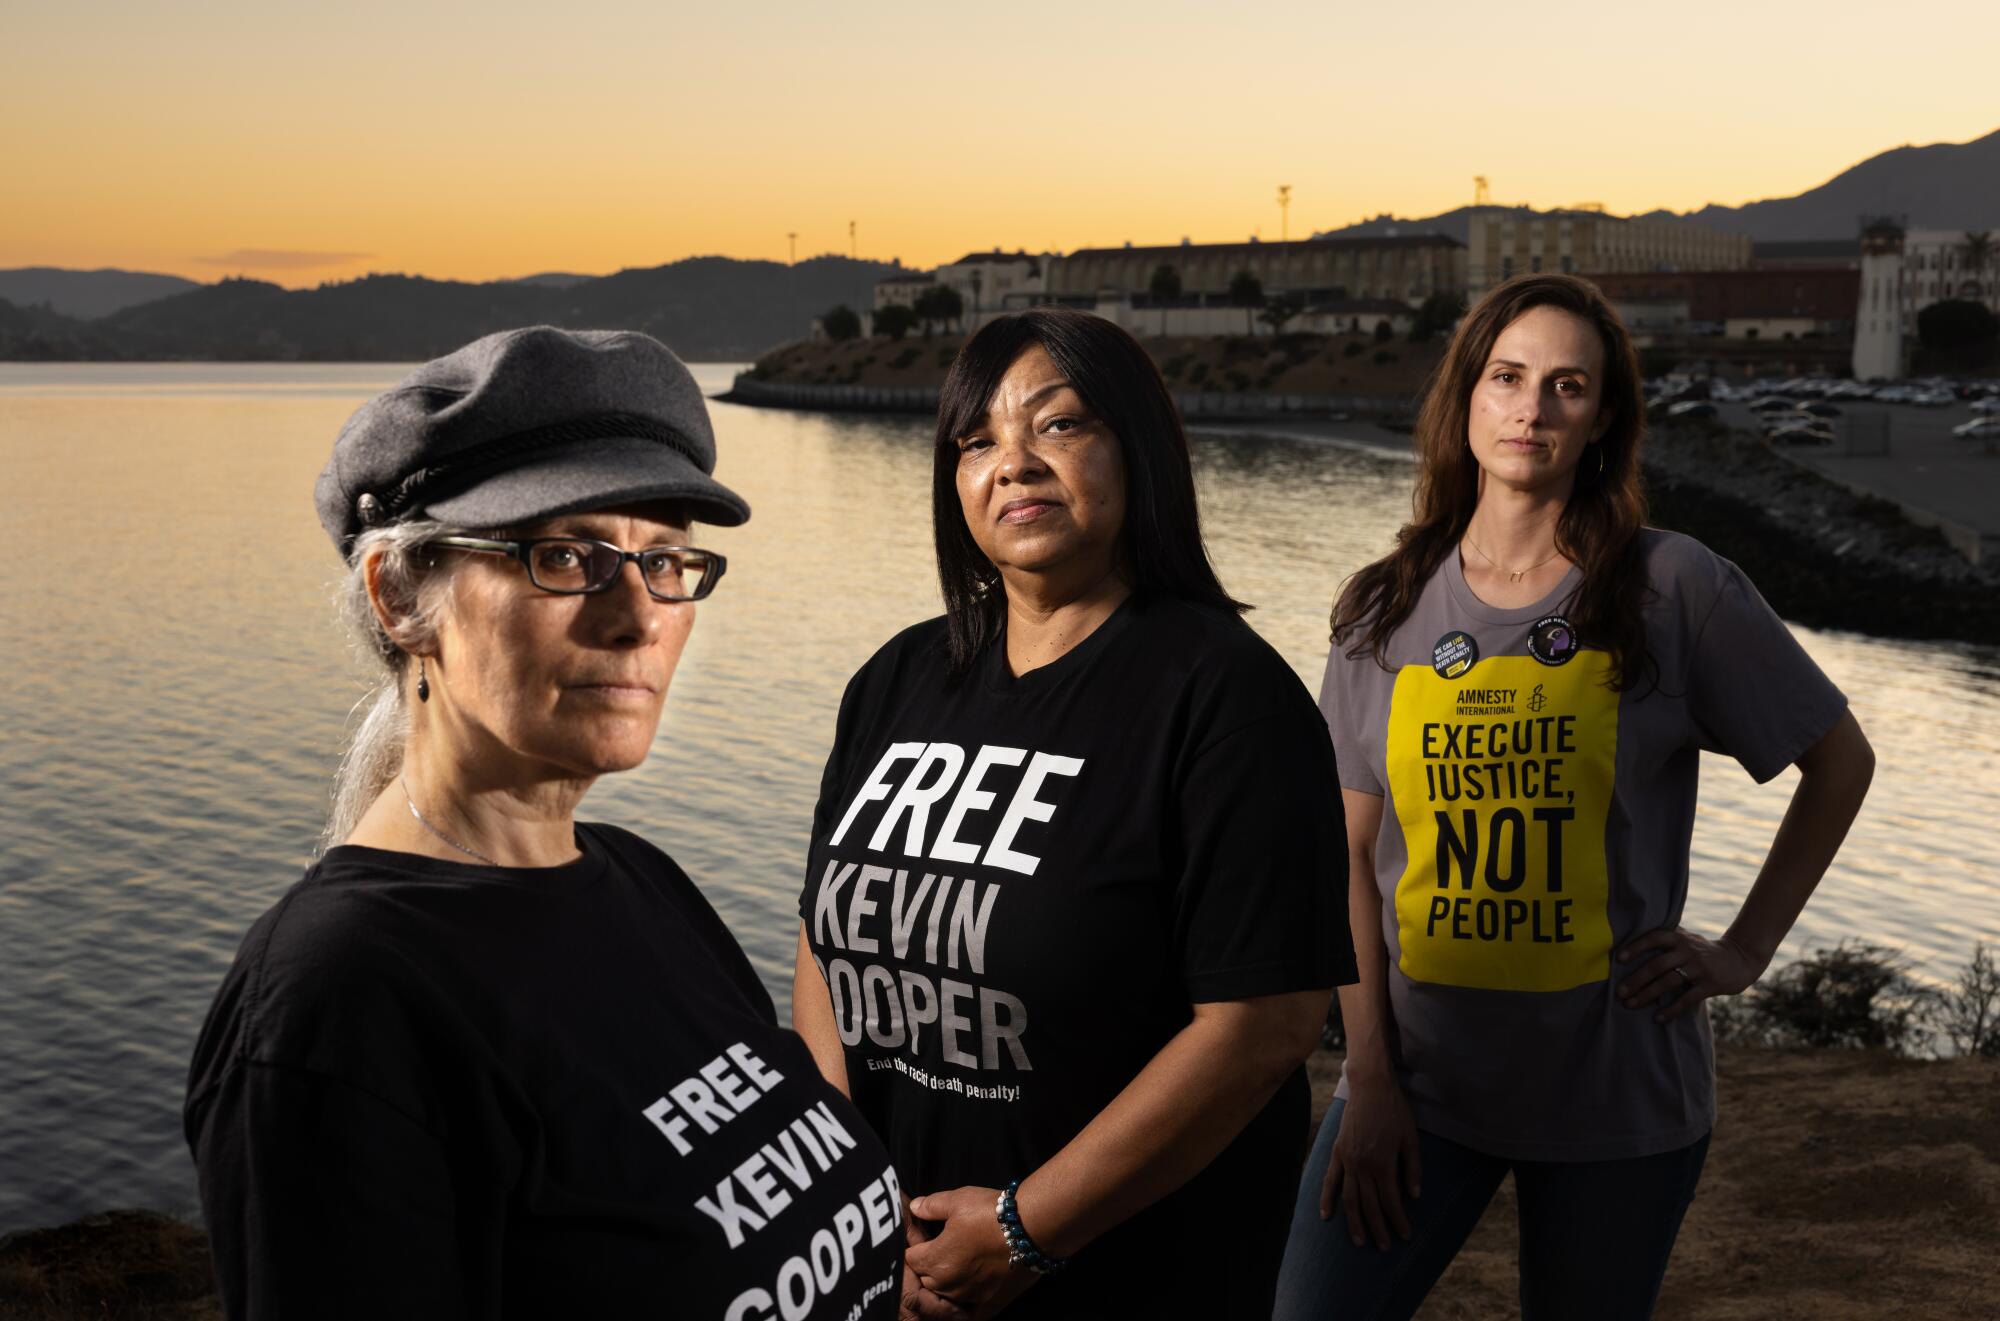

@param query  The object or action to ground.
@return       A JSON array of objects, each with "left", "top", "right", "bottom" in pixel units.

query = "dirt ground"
[
  {"left": 1305, "top": 1046, "right": 2000, "bottom": 1321},
  {"left": 6, "top": 1047, "right": 1992, "bottom": 1319}
]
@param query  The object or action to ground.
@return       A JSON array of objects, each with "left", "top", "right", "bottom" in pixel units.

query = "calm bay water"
[{"left": 2, "top": 362, "right": 1996, "bottom": 1233}]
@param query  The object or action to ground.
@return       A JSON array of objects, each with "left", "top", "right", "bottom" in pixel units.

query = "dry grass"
[{"left": 0, "top": 1210, "right": 219, "bottom": 1320}]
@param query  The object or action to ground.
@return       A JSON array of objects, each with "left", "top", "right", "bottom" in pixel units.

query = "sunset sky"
[{"left": 5, "top": 0, "right": 1995, "bottom": 287}]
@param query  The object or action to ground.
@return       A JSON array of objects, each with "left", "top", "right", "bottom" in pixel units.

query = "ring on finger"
[{"left": 1673, "top": 965, "right": 1693, "bottom": 985}]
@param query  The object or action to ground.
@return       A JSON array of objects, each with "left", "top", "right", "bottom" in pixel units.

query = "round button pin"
[
  {"left": 1433, "top": 630, "right": 1479, "bottom": 679},
  {"left": 1527, "top": 615, "right": 1580, "bottom": 666}
]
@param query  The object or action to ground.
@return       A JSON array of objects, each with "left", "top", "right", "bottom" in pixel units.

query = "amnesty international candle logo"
[{"left": 1384, "top": 651, "right": 1619, "bottom": 991}]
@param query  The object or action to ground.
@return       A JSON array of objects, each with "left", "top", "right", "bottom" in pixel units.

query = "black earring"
[{"left": 417, "top": 658, "right": 430, "bottom": 703}]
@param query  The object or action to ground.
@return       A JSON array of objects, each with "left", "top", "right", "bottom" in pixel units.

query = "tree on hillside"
[
  {"left": 1148, "top": 264, "right": 1182, "bottom": 336},
  {"left": 1228, "top": 271, "right": 1263, "bottom": 335},
  {"left": 915, "top": 285, "right": 965, "bottom": 336},
  {"left": 1961, "top": 230, "right": 1996, "bottom": 299},
  {"left": 1410, "top": 290, "right": 1468, "bottom": 342},
  {"left": 1258, "top": 292, "right": 1304, "bottom": 336},
  {"left": 1916, "top": 298, "right": 2000, "bottom": 373},
  {"left": 1917, "top": 299, "right": 1999, "bottom": 351},
  {"left": 820, "top": 304, "right": 861, "bottom": 342},
  {"left": 873, "top": 304, "right": 918, "bottom": 340}
]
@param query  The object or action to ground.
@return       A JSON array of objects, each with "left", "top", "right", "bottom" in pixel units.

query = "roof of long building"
[{"left": 1062, "top": 234, "right": 1463, "bottom": 262}]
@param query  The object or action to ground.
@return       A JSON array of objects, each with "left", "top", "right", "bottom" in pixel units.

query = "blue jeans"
[{"left": 1272, "top": 1099, "right": 1710, "bottom": 1321}]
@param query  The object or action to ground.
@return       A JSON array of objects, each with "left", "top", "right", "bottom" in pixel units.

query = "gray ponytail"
[{"left": 321, "top": 520, "right": 459, "bottom": 851}]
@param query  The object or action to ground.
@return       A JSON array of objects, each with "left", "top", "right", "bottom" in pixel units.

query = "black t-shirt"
[
  {"left": 800, "top": 596, "right": 1354, "bottom": 1320},
  {"left": 186, "top": 823, "right": 903, "bottom": 1321}
]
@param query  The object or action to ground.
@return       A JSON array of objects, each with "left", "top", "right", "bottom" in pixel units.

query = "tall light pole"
[
  {"left": 1277, "top": 184, "right": 1292, "bottom": 291},
  {"left": 849, "top": 220, "right": 857, "bottom": 260},
  {"left": 787, "top": 232, "right": 798, "bottom": 265}
]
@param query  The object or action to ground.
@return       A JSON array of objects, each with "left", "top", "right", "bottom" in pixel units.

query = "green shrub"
[
  {"left": 1344, "top": 341, "right": 1366, "bottom": 358},
  {"left": 1373, "top": 349, "right": 1397, "bottom": 366},
  {"left": 820, "top": 304, "right": 861, "bottom": 342},
  {"left": 1936, "top": 942, "right": 2000, "bottom": 1057},
  {"left": 890, "top": 346, "right": 920, "bottom": 370},
  {"left": 1723, "top": 941, "right": 1933, "bottom": 1052},
  {"left": 1187, "top": 361, "right": 1210, "bottom": 384}
]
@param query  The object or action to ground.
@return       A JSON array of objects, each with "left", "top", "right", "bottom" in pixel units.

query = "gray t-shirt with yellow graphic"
[{"left": 1322, "top": 529, "right": 1847, "bottom": 1161}]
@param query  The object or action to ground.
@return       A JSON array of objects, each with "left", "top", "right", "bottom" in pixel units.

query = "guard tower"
[{"left": 1851, "top": 219, "right": 1906, "bottom": 381}]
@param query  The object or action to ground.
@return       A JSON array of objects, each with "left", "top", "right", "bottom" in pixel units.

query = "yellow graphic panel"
[{"left": 1386, "top": 652, "right": 1619, "bottom": 991}]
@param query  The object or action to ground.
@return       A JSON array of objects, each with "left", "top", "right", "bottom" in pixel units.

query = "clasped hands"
[{"left": 898, "top": 1186, "right": 1040, "bottom": 1321}]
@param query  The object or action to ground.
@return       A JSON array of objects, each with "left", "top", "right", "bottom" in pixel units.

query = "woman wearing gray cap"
[{"left": 185, "top": 327, "right": 904, "bottom": 1320}]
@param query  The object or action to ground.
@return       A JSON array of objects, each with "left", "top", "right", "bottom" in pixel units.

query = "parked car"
[
  {"left": 1971, "top": 397, "right": 2000, "bottom": 414},
  {"left": 1951, "top": 416, "right": 2000, "bottom": 439},
  {"left": 1910, "top": 390, "right": 1956, "bottom": 407},
  {"left": 1666, "top": 400, "right": 1719, "bottom": 420},
  {"left": 1749, "top": 397, "right": 1796, "bottom": 413},
  {"left": 1799, "top": 401, "right": 1842, "bottom": 418},
  {"left": 1767, "top": 424, "right": 1836, "bottom": 446}
]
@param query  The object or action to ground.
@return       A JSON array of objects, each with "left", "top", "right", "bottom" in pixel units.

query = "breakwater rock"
[
  {"left": 722, "top": 374, "right": 1411, "bottom": 422},
  {"left": 1644, "top": 422, "right": 2000, "bottom": 646}
]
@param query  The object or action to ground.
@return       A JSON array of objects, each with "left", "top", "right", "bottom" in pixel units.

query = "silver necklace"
[
  {"left": 1463, "top": 530, "right": 1564, "bottom": 583},
  {"left": 399, "top": 776, "right": 498, "bottom": 866}
]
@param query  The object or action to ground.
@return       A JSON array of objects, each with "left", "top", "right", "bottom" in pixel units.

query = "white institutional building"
[{"left": 1852, "top": 223, "right": 2000, "bottom": 380}]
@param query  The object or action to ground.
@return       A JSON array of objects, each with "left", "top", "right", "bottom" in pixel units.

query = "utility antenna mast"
[
  {"left": 1474, "top": 176, "right": 1491, "bottom": 207},
  {"left": 848, "top": 220, "right": 857, "bottom": 259},
  {"left": 1276, "top": 185, "right": 1293, "bottom": 291},
  {"left": 787, "top": 232, "right": 798, "bottom": 265}
]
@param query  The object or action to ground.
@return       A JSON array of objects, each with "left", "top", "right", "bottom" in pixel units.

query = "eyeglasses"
[{"left": 427, "top": 536, "right": 727, "bottom": 602}]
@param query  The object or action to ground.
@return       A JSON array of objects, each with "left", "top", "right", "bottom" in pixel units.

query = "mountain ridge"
[
  {"left": 1316, "top": 128, "right": 2000, "bottom": 244},
  {"left": 0, "top": 256, "right": 905, "bottom": 361}
]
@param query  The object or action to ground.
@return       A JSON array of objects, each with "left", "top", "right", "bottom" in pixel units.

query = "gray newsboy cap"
[{"left": 314, "top": 326, "right": 749, "bottom": 557}]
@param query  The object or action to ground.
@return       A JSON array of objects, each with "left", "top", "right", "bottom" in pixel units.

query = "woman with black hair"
[
  {"left": 792, "top": 308, "right": 1355, "bottom": 1320},
  {"left": 1273, "top": 275, "right": 1875, "bottom": 1320}
]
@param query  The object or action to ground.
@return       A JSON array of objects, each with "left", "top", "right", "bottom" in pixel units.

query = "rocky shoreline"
[{"left": 1640, "top": 420, "right": 2000, "bottom": 646}]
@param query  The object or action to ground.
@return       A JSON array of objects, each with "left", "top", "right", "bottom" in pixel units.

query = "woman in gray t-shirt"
[{"left": 1272, "top": 274, "right": 1875, "bottom": 1321}]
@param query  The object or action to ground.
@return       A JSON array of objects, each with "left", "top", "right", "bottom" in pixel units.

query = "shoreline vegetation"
[
  {"left": 729, "top": 333, "right": 2000, "bottom": 647},
  {"left": 8, "top": 945, "right": 1996, "bottom": 1320}
]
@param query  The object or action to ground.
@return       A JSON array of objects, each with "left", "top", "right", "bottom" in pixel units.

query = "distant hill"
[
  {"left": 0, "top": 268, "right": 201, "bottom": 319},
  {"left": 1317, "top": 207, "right": 1478, "bottom": 244},
  {"left": 1642, "top": 129, "right": 2000, "bottom": 239},
  {"left": 1318, "top": 128, "right": 2000, "bottom": 243},
  {"left": 508, "top": 272, "right": 597, "bottom": 288},
  {"left": 0, "top": 256, "right": 906, "bottom": 361}
]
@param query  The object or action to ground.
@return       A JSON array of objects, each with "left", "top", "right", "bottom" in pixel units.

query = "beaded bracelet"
[{"left": 995, "top": 1179, "right": 1068, "bottom": 1275}]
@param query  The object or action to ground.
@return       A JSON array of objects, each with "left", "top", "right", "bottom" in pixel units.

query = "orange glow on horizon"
[{"left": 4, "top": 1, "right": 1995, "bottom": 288}]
